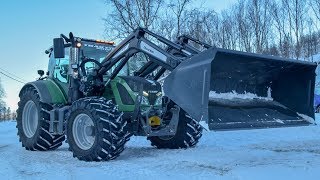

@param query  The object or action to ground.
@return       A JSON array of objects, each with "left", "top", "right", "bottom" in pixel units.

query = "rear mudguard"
[{"left": 19, "top": 79, "right": 67, "bottom": 104}]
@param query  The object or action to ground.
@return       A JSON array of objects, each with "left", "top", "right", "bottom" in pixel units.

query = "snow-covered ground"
[
  {"left": 1, "top": 116, "right": 320, "bottom": 180},
  {"left": 308, "top": 53, "right": 320, "bottom": 62}
]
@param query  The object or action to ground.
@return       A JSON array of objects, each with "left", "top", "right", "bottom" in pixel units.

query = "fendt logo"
[
  {"left": 148, "top": 90, "right": 158, "bottom": 93},
  {"left": 140, "top": 41, "right": 167, "bottom": 62},
  {"left": 142, "top": 45, "right": 154, "bottom": 54}
]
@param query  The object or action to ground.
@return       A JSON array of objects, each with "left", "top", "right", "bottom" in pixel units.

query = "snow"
[
  {"left": 267, "top": 87, "right": 272, "bottom": 98},
  {"left": 1, "top": 116, "right": 320, "bottom": 180},
  {"left": 297, "top": 113, "right": 316, "bottom": 124},
  {"left": 274, "top": 119, "right": 285, "bottom": 124},
  {"left": 209, "top": 89, "right": 273, "bottom": 101},
  {"left": 307, "top": 53, "right": 320, "bottom": 62}
]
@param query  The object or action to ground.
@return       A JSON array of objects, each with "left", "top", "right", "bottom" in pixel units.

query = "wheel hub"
[
  {"left": 85, "top": 126, "right": 94, "bottom": 136},
  {"left": 22, "top": 100, "right": 38, "bottom": 138},
  {"left": 72, "top": 114, "right": 95, "bottom": 150}
]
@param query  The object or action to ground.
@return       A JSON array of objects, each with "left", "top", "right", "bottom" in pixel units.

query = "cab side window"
[{"left": 53, "top": 48, "right": 70, "bottom": 83}]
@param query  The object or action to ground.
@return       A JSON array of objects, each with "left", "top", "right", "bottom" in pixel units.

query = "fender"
[{"left": 19, "top": 79, "right": 67, "bottom": 104}]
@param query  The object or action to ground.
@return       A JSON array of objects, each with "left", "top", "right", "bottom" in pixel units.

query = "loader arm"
[
  {"left": 134, "top": 34, "right": 213, "bottom": 80},
  {"left": 97, "top": 31, "right": 212, "bottom": 80},
  {"left": 98, "top": 28, "right": 192, "bottom": 80},
  {"left": 177, "top": 35, "right": 212, "bottom": 54}
]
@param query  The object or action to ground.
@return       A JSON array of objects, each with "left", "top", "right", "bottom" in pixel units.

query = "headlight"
[
  {"left": 76, "top": 42, "right": 82, "bottom": 48},
  {"left": 143, "top": 91, "right": 149, "bottom": 97}
]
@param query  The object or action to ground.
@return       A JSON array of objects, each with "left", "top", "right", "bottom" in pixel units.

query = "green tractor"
[{"left": 17, "top": 28, "right": 317, "bottom": 161}]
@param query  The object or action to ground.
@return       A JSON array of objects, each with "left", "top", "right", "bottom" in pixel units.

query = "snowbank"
[
  {"left": 297, "top": 113, "right": 316, "bottom": 124},
  {"left": 307, "top": 53, "right": 320, "bottom": 62}
]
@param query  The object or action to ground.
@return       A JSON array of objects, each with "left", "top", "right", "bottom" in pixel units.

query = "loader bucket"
[{"left": 163, "top": 48, "right": 317, "bottom": 131}]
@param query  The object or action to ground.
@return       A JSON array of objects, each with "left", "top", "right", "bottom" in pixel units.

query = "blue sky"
[{"left": 0, "top": 0, "right": 236, "bottom": 110}]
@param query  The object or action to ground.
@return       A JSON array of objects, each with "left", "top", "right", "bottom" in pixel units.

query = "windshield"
[{"left": 81, "top": 41, "right": 114, "bottom": 62}]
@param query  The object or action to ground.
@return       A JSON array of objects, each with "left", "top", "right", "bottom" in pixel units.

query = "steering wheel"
[
  {"left": 79, "top": 58, "right": 102, "bottom": 77},
  {"left": 59, "top": 64, "right": 69, "bottom": 79}
]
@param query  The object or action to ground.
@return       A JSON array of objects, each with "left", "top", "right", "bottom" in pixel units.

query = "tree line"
[
  {"left": 0, "top": 79, "right": 15, "bottom": 121},
  {"left": 104, "top": 0, "right": 320, "bottom": 60},
  {"left": 0, "top": 107, "right": 16, "bottom": 121}
]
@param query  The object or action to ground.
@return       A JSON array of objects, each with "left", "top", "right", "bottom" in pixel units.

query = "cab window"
[{"left": 50, "top": 48, "right": 70, "bottom": 83}]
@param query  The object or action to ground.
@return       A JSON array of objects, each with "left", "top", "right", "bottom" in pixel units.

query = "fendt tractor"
[{"left": 16, "top": 28, "right": 317, "bottom": 161}]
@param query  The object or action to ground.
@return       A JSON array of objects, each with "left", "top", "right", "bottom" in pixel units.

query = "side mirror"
[
  {"left": 53, "top": 38, "right": 65, "bottom": 58},
  {"left": 38, "top": 70, "right": 44, "bottom": 77}
]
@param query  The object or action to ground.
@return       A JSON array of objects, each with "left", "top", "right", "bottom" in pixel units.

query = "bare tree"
[
  {"left": 0, "top": 78, "right": 5, "bottom": 111},
  {"left": 270, "top": 1, "right": 287, "bottom": 57},
  {"left": 11, "top": 111, "right": 17, "bottom": 120},
  {"left": 104, "top": 0, "right": 164, "bottom": 40},
  {"left": 157, "top": 9, "right": 176, "bottom": 39},
  {"left": 282, "top": 0, "right": 308, "bottom": 59},
  {"left": 234, "top": 0, "right": 253, "bottom": 52},
  {"left": 247, "top": 0, "right": 272, "bottom": 53},
  {"left": 300, "top": 18, "right": 319, "bottom": 59},
  {"left": 310, "top": 0, "right": 320, "bottom": 23},
  {"left": 2, "top": 107, "right": 6, "bottom": 121},
  {"left": 183, "top": 9, "right": 220, "bottom": 46},
  {"left": 219, "top": 9, "right": 238, "bottom": 50},
  {"left": 5, "top": 107, "right": 11, "bottom": 120},
  {"left": 167, "top": 0, "right": 191, "bottom": 36}
]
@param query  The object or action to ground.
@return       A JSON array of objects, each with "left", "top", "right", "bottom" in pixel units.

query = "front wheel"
[
  {"left": 66, "top": 97, "right": 129, "bottom": 161},
  {"left": 148, "top": 110, "right": 203, "bottom": 149}
]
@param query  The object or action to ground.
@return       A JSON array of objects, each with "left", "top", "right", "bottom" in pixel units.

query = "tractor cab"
[
  {"left": 47, "top": 39, "right": 114, "bottom": 83},
  {"left": 46, "top": 38, "right": 114, "bottom": 95}
]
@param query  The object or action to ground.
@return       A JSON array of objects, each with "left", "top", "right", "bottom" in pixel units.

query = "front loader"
[
  {"left": 173, "top": 35, "right": 316, "bottom": 130},
  {"left": 16, "top": 28, "right": 316, "bottom": 161}
]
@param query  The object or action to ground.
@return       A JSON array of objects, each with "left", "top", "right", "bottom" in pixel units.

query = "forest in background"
[
  {"left": 0, "top": 79, "right": 15, "bottom": 121},
  {"left": 104, "top": 0, "right": 320, "bottom": 61}
]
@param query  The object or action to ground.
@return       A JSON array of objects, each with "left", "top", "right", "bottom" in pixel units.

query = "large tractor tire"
[
  {"left": 66, "top": 97, "right": 129, "bottom": 161},
  {"left": 148, "top": 110, "right": 203, "bottom": 149},
  {"left": 16, "top": 87, "right": 65, "bottom": 151}
]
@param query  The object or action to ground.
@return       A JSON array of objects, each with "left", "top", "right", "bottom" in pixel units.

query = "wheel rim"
[
  {"left": 22, "top": 100, "right": 39, "bottom": 138},
  {"left": 72, "top": 114, "right": 95, "bottom": 150}
]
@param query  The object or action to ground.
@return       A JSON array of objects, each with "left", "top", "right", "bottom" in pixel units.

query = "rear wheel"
[
  {"left": 148, "top": 110, "right": 203, "bottom": 149},
  {"left": 66, "top": 97, "right": 129, "bottom": 161},
  {"left": 16, "top": 87, "right": 65, "bottom": 151}
]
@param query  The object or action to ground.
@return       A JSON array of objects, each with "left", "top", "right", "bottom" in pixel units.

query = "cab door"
[{"left": 48, "top": 47, "right": 70, "bottom": 96}]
